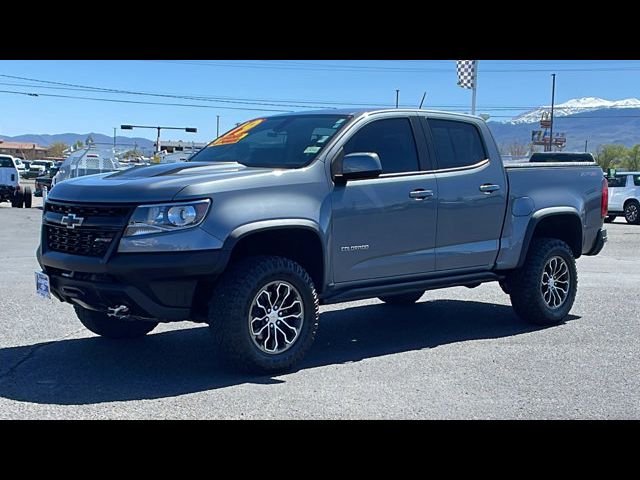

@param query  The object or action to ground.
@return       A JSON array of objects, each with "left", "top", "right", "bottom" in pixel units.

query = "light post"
[{"left": 120, "top": 124, "right": 197, "bottom": 155}]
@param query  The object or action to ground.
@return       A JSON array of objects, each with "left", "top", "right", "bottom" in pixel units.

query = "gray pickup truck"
[{"left": 37, "top": 109, "right": 608, "bottom": 373}]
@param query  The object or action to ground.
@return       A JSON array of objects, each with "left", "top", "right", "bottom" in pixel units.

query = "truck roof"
[{"left": 270, "top": 108, "right": 484, "bottom": 121}]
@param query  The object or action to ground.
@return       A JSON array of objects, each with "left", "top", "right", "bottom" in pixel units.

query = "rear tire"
[
  {"left": 604, "top": 215, "right": 616, "bottom": 223},
  {"left": 74, "top": 306, "right": 158, "bottom": 339},
  {"left": 624, "top": 200, "right": 640, "bottom": 225},
  {"left": 23, "top": 186, "right": 32, "bottom": 208},
  {"left": 11, "top": 191, "right": 24, "bottom": 208},
  {"left": 209, "top": 255, "right": 319, "bottom": 374},
  {"left": 508, "top": 238, "right": 577, "bottom": 326},
  {"left": 378, "top": 291, "right": 424, "bottom": 305}
]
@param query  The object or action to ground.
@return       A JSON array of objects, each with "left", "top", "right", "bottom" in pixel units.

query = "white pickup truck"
[
  {"left": 605, "top": 172, "right": 640, "bottom": 224},
  {"left": 0, "top": 155, "right": 33, "bottom": 208}
]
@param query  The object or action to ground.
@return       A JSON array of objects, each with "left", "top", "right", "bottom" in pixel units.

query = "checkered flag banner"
[{"left": 456, "top": 60, "right": 476, "bottom": 89}]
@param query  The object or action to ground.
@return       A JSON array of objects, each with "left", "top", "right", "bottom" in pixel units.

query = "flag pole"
[{"left": 471, "top": 60, "right": 478, "bottom": 115}]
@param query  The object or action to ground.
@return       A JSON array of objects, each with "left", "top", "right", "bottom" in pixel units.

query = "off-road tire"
[
  {"left": 209, "top": 255, "right": 319, "bottom": 374},
  {"left": 378, "top": 291, "right": 424, "bottom": 305},
  {"left": 508, "top": 238, "right": 577, "bottom": 325},
  {"left": 74, "top": 306, "right": 158, "bottom": 339}
]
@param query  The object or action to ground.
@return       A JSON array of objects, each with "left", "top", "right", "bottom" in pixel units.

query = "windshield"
[{"left": 189, "top": 114, "right": 350, "bottom": 168}]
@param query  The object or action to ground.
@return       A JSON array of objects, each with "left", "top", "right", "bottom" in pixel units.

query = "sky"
[{"left": 1, "top": 60, "right": 640, "bottom": 143}]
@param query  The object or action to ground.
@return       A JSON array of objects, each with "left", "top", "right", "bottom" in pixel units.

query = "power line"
[{"left": 0, "top": 89, "right": 294, "bottom": 112}]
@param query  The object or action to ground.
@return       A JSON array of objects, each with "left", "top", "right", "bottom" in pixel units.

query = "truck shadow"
[{"left": 0, "top": 299, "right": 578, "bottom": 405}]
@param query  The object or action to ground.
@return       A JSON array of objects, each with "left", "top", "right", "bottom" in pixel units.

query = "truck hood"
[{"left": 47, "top": 162, "right": 278, "bottom": 203}]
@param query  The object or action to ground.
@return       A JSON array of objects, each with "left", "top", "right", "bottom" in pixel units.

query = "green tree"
[
  {"left": 47, "top": 142, "right": 69, "bottom": 157},
  {"left": 595, "top": 144, "right": 628, "bottom": 171},
  {"left": 85, "top": 134, "right": 94, "bottom": 145},
  {"left": 73, "top": 140, "right": 84, "bottom": 150},
  {"left": 624, "top": 144, "right": 640, "bottom": 171}
]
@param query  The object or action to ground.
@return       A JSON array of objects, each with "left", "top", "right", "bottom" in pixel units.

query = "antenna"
[{"left": 418, "top": 92, "right": 427, "bottom": 109}]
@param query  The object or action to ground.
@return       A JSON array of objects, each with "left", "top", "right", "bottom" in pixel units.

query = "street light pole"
[
  {"left": 216, "top": 115, "right": 220, "bottom": 138},
  {"left": 549, "top": 73, "right": 556, "bottom": 152},
  {"left": 120, "top": 124, "right": 197, "bottom": 158}
]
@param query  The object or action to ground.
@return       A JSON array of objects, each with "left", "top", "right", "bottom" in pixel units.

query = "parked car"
[
  {"left": 37, "top": 109, "right": 608, "bottom": 373},
  {"left": 0, "top": 155, "right": 32, "bottom": 207},
  {"left": 22, "top": 160, "right": 53, "bottom": 179},
  {"left": 13, "top": 158, "right": 26, "bottom": 175},
  {"left": 605, "top": 171, "right": 640, "bottom": 224},
  {"left": 34, "top": 166, "right": 60, "bottom": 197}
]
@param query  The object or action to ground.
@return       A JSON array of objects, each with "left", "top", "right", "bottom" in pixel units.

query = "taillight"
[{"left": 601, "top": 176, "right": 609, "bottom": 218}]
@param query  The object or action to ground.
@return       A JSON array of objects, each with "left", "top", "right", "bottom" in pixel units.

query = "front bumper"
[
  {"left": 38, "top": 248, "right": 230, "bottom": 321},
  {"left": 585, "top": 228, "right": 607, "bottom": 256}
]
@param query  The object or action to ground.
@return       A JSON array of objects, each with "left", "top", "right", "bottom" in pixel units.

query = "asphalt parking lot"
[{"left": 0, "top": 205, "right": 638, "bottom": 419}]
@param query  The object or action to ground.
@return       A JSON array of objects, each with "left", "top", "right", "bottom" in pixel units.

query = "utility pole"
[
  {"left": 548, "top": 73, "right": 556, "bottom": 152},
  {"left": 113, "top": 127, "right": 116, "bottom": 151},
  {"left": 585, "top": 140, "right": 588, "bottom": 153},
  {"left": 395, "top": 89, "right": 399, "bottom": 108},
  {"left": 156, "top": 127, "right": 161, "bottom": 154},
  {"left": 216, "top": 115, "right": 220, "bottom": 138}
]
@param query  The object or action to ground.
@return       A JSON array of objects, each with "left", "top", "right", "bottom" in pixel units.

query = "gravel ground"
[{"left": 0, "top": 207, "right": 638, "bottom": 419}]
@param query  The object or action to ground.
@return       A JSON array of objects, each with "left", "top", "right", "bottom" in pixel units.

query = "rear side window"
[
  {"left": 634, "top": 175, "right": 640, "bottom": 187},
  {"left": 0, "top": 157, "right": 15, "bottom": 168},
  {"left": 343, "top": 118, "right": 419, "bottom": 174},
  {"left": 607, "top": 176, "right": 626, "bottom": 188},
  {"left": 429, "top": 119, "right": 486, "bottom": 169}
]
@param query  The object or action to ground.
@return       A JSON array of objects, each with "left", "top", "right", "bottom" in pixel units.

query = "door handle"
[
  {"left": 409, "top": 189, "right": 434, "bottom": 200},
  {"left": 479, "top": 184, "right": 500, "bottom": 193}
]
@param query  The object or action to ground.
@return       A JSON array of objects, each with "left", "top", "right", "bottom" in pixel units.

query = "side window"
[
  {"left": 429, "top": 119, "right": 486, "bottom": 169},
  {"left": 344, "top": 118, "right": 419, "bottom": 174},
  {"left": 634, "top": 175, "right": 640, "bottom": 187},
  {"left": 607, "top": 176, "right": 626, "bottom": 188}
]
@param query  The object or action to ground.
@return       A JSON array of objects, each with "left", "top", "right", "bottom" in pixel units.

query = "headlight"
[{"left": 123, "top": 199, "right": 211, "bottom": 237}]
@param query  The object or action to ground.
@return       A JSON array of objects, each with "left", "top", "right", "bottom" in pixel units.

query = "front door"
[
  {"left": 331, "top": 117, "right": 438, "bottom": 284},
  {"left": 426, "top": 118, "right": 507, "bottom": 271}
]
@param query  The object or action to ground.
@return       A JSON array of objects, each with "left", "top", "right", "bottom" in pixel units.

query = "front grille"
[
  {"left": 44, "top": 202, "right": 132, "bottom": 257},
  {"left": 45, "top": 202, "right": 131, "bottom": 217},
  {"left": 47, "top": 225, "right": 119, "bottom": 257}
]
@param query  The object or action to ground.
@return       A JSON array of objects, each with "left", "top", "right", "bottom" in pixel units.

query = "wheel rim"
[
  {"left": 540, "top": 256, "right": 570, "bottom": 310},
  {"left": 248, "top": 281, "right": 304, "bottom": 355},
  {"left": 626, "top": 203, "right": 638, "bottom": 222}
]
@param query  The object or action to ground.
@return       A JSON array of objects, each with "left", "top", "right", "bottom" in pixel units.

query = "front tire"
[
  {"left": 74, "top": 306, "right": 158, "bottom": 339},
  {"left": 604, "top": 215, "right": 616, "bottom": 223},
  {"left": 508, "top": 238, "right": 577, "bottom": 325},
  {"left": 209, "top": 256, "right": 319, "bottom": 374},
  {"left": 378, "top": 291, "right": 424, "bottom": 305},
  {"left": 624, "top": 200, "right": 640, "bottom": 225}
]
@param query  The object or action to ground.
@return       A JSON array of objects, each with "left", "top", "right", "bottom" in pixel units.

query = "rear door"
[
  {"left": 607, "top": 175, "right": 629, "bottom": 212},
  {"left": 331, "top": 115, "right": 438, "bottom": 283},
  {"left": 423, "top": 118, "right": 507, "bottom": 271}
]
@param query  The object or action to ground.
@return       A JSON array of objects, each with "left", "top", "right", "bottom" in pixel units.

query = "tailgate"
[{"left": 0, "top": 168, "right": 18, "bottom": 187}]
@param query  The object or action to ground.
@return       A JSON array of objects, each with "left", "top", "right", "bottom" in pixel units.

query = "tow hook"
[{"left": 107, "top": 305, "right": 130, "bottom": 319}]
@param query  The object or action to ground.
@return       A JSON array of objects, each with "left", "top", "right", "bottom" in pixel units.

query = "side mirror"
[{"left": 334, "top": 152, "right": 382, "bottom": 184}]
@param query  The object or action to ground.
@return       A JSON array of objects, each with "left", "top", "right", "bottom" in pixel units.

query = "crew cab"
[{"left": 37, "top": 109, "right": 608, "bottom": 373}]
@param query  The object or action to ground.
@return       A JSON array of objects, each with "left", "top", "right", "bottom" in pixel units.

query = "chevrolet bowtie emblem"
[{"left": 60, "top": 213, "right": 84, "bottom": 229}]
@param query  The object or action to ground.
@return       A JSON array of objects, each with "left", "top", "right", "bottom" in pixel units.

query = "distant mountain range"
[
  {"left": 0, "top": 132, "right": 155, "bottom": 150},
  {"left": 4, "top": 98, "right": 640, "bottom": 153},
  {"left": 488, "top": 98, "right": 640, "bottom": 151}
]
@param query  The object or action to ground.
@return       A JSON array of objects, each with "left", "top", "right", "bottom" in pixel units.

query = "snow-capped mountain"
[{"left": 511, "top": 97, "right": 640, "bottom": 124}]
